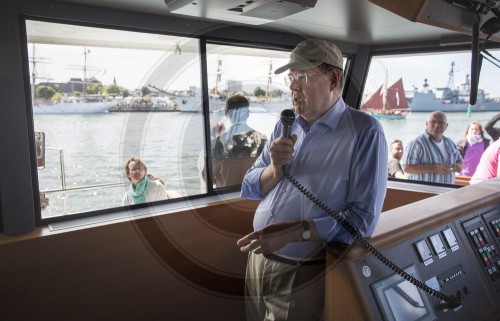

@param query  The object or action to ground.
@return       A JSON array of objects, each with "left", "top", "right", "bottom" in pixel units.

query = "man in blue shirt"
[
  {"left": 237, "top": 39, "right": 388, "bottom": 321},
  {"left": 205, "top": 94, "right": 267, "bottom": 188},
  {"left": 403, "top": 111, "right": 463, "bottom": 184}
]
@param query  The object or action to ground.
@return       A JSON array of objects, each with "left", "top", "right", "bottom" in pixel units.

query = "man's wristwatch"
[{"left": 302, "top": 220, "right": 311, "bottom": 241}]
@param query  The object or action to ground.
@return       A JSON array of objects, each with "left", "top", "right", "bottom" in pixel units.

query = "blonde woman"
[{"left": 122, "top": 156, "right": 180, "bottom": 205}]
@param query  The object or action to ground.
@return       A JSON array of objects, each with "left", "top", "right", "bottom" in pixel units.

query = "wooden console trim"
[{"left": 341, "top": 178, "right": 500, "bottom": 258}]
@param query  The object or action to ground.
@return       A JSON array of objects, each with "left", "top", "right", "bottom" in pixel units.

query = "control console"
[{"left": 325, "top": 179, "right": 500, "bottom": 321}]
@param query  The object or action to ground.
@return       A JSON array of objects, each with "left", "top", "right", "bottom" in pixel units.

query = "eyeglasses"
[
  {"left": 428, "top": 121, "right": 447, "bottom": 126},
  {"left": 285, "top": 72, "right": 318, "bottom": 87}
]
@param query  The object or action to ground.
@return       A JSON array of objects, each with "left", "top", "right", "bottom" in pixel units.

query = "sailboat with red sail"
[{"left": 361, "top": 78, "right": 411, "bottom": 120}]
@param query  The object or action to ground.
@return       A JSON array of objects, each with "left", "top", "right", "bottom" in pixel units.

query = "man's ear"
[{"left": 330, "top": 69, "right": 340, "bottom": 90}]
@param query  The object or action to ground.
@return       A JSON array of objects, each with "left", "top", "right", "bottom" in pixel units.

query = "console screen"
[{"left": 371, "top": 265, "right": 436, "bottom": 321}]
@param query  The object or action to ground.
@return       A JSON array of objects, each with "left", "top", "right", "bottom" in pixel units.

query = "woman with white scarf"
[
  {"left": 122, "top": 156, "right": 179, "bottom": 205},
  {"left": 457, "top": 121, "right": 490, "bottom": 177}
]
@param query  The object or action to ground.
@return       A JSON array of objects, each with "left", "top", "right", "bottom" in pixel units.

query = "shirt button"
[
  {"left": 270, "top": 213, "right": 275, "bottom": 218},
  {"left": 282, "top": 188, "right": 287, "bottom": 193}
]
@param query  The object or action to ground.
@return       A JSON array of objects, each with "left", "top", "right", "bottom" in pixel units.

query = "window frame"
[
  {"left": 365, "top": 43, "right": 500, "bottom": 189},
  {"left": 20, "top": 17, "right": 308, "bottom": 226},
  {"left": 23, "top": 18, "right": 211, "bottom": 224},
  {"left": 12, "top": 2, "right": 498, "bottom": 231}
]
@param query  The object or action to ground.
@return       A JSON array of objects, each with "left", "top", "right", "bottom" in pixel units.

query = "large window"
[
  {"left": 200, "top": 44, "right": 290, "bottom": 191},
  {"left": 27, "top": 20, "right": 204, "bottom": 218},
  {"left": 200, "top": 45, "right": 349, "bottom": 191},
  {"left": 27, "top": 20, "right": 304, "bottom": 219},
  {"left": 362, "top": 50, "right": 500, "bottom": 185}
]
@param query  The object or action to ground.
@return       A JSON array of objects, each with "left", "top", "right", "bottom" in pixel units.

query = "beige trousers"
[{"left": 245, "top": 252, "right": 325, "bottom": 321}]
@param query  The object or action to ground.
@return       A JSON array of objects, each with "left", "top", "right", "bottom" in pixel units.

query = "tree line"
[{"left": 35, "top": 76, "right": 129, "bottom": 101}]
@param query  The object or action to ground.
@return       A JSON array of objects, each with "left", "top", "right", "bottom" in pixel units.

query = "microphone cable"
[{"left": 283, "top": 171, "right": 462, "bottom": 309}]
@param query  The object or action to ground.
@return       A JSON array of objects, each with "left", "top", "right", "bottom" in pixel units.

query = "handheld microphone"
[
  {"left": 280, "top": 109, "right": 295, "bottom": 138},
  {"left": 280, "top": 109, "right": 295, "bottom": 173}
]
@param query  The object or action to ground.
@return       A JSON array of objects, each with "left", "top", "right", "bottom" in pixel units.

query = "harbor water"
[
  {"left": 379, "top": 111, "right": 500, "bottom": 147},
  {"left": 35, "top": 109, "right": 499, "bottom": 218},
  {"left": 35, "top": 110, "right": 280, "bottom": 217}
]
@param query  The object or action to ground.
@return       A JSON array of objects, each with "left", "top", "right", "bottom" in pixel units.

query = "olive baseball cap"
[{"left": 274, "top": 39, "right": 344, "bottom": 74}]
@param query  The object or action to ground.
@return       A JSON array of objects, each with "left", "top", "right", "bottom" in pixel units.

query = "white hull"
[
  {"left": 259, "top": 101, "right": 292, "bottom": 113},
  {"left": 409, "top": 64, "right": 500, "bottom": 112},
  {"left": 33, "top": 102, "right": 116, "bottom": 114},
  {"left": 174, "top": 96, "right": 293, "bottom": 114},
  {"left": 175, "top": 97, "right": 225, "bottom": 113},
  {"left": 409, "top": 100, "right": 500, "bottom": 112}
]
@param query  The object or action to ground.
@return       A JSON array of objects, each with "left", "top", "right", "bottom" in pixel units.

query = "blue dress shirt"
[{"left": 241, "top": 98, "right": 388, "bottom": 260}]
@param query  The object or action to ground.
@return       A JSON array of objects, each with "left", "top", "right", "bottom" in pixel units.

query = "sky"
[
  {"left": 28, "top": 43, "right": 290, "bottom": 93},
  {"left": 30, "top": 44, "right": 169, "bottom": 90},
  {"left": 29, "top": 43, "right": 500, "bottom": 98},
  {"left": 366, "top": 51, "right": 500, "bottom": 99}
]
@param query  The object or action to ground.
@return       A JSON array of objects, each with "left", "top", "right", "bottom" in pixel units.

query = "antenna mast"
[
  {"left": 29, "top": 44, "right": 51, "bottom": 104},
  {"left": 265, "top": 58, "right": 272, "bottom": 102},
  {"left": 83, "top": 47, "right": 91, "bottom": 96},
  {"left": 214, "top": 55, "right": 222, "bottom": 96},
  {"left": 376, "top": 61, "right": 388, "bottom": 111},
  {"left": 447, "top": 61, "right": 455, "bottom": 91}
]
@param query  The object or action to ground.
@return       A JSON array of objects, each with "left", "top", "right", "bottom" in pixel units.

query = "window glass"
[
  {"left": 362, "top": 50, "right": 500, "bottom": 185},
  {"left": 27, "top": 20, "right": 203, "bottom": 218},
  {"left": 201, "top": 44, "right": 348, "bottom": 190},
  {"left": 201, "top": 44, "right": 290, "bottom": 190}
]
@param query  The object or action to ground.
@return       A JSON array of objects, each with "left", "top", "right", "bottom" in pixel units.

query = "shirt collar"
[
  {"left": 296, "top": 97, "right": 346, "bottom": 133},
  {"left": 424, "top": 131, "right": 445, "bottom": 143}
]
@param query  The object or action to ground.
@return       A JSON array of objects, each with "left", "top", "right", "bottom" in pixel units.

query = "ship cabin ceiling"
[{"left": 33, "top": 0, "right": 500, "bottom": 49}]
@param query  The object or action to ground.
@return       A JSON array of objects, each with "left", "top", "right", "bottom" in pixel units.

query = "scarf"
[
  {"left": 467, "top": 133, "right": 483, "bottom": 145},
  {"left": 129, "top": 176, "right": 149, "bottom": 204}
]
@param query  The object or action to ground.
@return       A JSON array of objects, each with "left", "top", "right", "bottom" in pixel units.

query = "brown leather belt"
[{"left": 263, "top": 253, "right": 325, "bottom": 266}]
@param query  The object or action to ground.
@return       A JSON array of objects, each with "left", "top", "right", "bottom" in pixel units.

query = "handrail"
[
  {"left": 41, "top": 175, "right": 200, "bottom": 195},
  {"left": 45, "top": 147, "right": 66, "bottom": 190},
  {"left": 43, "top": 146, "right": 199, "bottom": 195}
]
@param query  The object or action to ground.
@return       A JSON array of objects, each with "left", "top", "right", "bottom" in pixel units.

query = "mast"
[
  {"left": 214, "top": 55, "right": 222, "bottom": 96},
  {"left": 83, "top": 47, "right": 91, "bottom": 96},
  {"left": 376, "top": 61, "right": 388, "bottom": 112},
  {"left": 31, "top": 43, "right": 37, "bottom": 104},
  {"left": 265, "top": 58, "right": 272, "bottom": 102},
  {"left": 383, "top": 64, "right": 388, "bottom": 111},
  {"left": 423, "top": 79, "right": 429, "bottom": 93},
  {"left": 67, "top": 47, "right": 98, "bottom": 97},
  {"left": 29, "top": 44, "right": 50, "bottom": 104},
  {"left": 447, "top": 61, "right": 455, "bottom": 90}
]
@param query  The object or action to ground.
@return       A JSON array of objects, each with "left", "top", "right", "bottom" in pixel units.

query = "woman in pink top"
[
  {"left": 470, "top": 139, "right": 500, "bottom": 184},
  {"left": 456, "top": 121, "right": 490, "bottom": 177}
]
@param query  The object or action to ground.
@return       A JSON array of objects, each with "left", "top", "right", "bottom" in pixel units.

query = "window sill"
[{"left": 0, "top": 192, "right": 243, "bottom": 245}]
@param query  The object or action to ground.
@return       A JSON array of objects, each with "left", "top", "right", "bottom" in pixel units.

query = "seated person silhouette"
[{"left": 207, "top": 95, "right": 267, "bottom": 188}]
